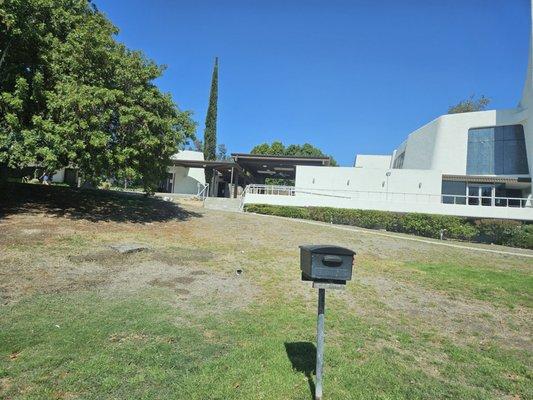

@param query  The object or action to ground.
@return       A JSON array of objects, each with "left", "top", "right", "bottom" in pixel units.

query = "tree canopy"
[
  {"left": 0, "top": 0, "right": 195, "bottom": 191},
  {"left": 251, "top": 141, "right": 337, "bottom": 166},
  {"left": 447, "top": 95, "right": 491, "bottom": 114}
]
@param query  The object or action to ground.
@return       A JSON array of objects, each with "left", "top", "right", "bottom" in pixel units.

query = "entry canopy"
[
  {"left": 169, "top": 158, "right": 241, "bottom": 172},
  {"left": 231, "top": 153, "right": 331, "bottom": 182}
]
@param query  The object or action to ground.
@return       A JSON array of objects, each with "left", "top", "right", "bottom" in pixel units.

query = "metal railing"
[
  {"left": 246, "top": 184, "right": 296, "bottom": 196},
  {"left": 441, "top": 194, "right": 532, "bottom": 208},
  {"left": 244, "top": 184, "right": 533, "bottom": 209},
  {"left": 196, "top": 183, "right": 210, "bottom": 200}
]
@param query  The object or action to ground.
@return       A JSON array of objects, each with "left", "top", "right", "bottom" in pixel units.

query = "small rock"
[{"left": 110, "top": 243, "right": 150, "bottom": 254}]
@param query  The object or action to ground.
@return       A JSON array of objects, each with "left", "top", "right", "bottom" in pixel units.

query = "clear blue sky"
[{"left": 96, "top": 0, "right": 530, "bottom": 166}]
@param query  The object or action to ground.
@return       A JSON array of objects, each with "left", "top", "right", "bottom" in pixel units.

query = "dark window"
[
  {"left": 467, "top": 125, "right": 529, "bottom": 175},
  {"left": 441, "top": 180, "right": 466, "bottom": 204}
]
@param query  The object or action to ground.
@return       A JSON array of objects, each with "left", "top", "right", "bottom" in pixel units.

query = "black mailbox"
[{"left": 299, "top": 245, "right": 355, "bottom": 284}]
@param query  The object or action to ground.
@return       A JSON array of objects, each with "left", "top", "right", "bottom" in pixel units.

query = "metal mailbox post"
[{"left": 299, "top": 245, "right": 356, "bottom": 400}]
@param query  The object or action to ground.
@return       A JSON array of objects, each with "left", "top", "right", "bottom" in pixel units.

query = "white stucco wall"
[
  {"left": 170, "top": 150, "right": 204, "bottom": 161},
  {"left": 243, "top": 161, "right": 533, "bottom": 221},
  {"left": 354, "top": 155, "right": 392, "bottom": 169},
  {"left": 168, "top": 150, "right": 206, "bottom": 194},
  {"left": 295, "top": 166, "right": 442, "bottom": 202},
  {"left": 400, "top": 118, "right": 440, "bottom": 170}
]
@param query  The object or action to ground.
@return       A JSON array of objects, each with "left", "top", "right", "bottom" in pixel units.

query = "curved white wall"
[{"left": 399, "top": 109, "right": 529, "bottom": 175}]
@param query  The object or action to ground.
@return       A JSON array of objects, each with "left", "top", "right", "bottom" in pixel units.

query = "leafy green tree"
[
  {"left": 0, "top": 0, "right": 195, "bottom": 192},
  {"left": 217, "top": 144, "right": 229, "bottom": 160},
  {"left": 251, "top": 141, "right": 337, "bottom": 166},
  {"left": 250, "top": 140, "right": 337, "bottom": 185},
  {"left": 447, "top": 95, "right": 491, "bottom": 114},
  {"left": 203, "top": 57, "right": 218, "bottom": 184}
]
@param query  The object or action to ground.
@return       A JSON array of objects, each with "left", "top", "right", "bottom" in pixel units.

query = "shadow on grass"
[
  {"left": 285, "top": 341, "right": 316, "bottom": 399},
  {"left": 0, "top": 183, "right": 201, "bottom": 223}
]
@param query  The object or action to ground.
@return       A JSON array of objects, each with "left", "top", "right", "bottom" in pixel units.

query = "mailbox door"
[{"left": 311, "top": 253, "right": 352, "bottom": 281}]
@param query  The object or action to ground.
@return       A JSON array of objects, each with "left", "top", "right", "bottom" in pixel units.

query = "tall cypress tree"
[{"left": 203, "top": 57, "right": 218, "bottom": 186}]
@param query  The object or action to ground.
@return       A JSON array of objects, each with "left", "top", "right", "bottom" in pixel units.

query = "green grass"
[
  {"left": 0, "top": 292, "right": 223, "bottom": 399},
  {"left": 1, "top": 290, "right": 531, "bottom": 399},
  {"left": 404, "top": 262, "right": 533, "bottom": 308}
]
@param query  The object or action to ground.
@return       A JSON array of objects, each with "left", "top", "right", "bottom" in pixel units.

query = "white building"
[
  {"left": 243, "top": 3, "right": 533, "bottom": 221},
  {"left": 165, "top": 150, "right": 207, "bottom": 195}
]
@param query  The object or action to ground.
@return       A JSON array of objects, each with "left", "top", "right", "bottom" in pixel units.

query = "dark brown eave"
[
  {"left": 231, "top": 153, "right": 331, "bottom": 165},
  {"left": 442, "top": 174, "right": 531, "bottom": 184},
  {"left": 169, "top": 158, "right": 242, "bottom": 171},
  {"left": 230, "top": 153, "right": 331, "bottom": 182}
]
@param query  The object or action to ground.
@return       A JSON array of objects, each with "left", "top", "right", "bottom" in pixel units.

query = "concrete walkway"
[{"left": 203, "top": 197, "right": 242, "bottom": 212}]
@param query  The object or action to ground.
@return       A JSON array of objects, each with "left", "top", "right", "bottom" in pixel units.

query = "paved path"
[{"left": 248, "top": 212, "right": 533, "bottom": 259}]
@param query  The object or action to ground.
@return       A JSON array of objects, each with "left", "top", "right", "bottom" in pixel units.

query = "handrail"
[
  {"left": 244, "top": 184, "right": 533, "bottom": 209},
  {"left": 196, "top": 183, "right": 209, "bottom": 200},
  {"left": 239, "top": 185, "right": 248, "bottom": 211}
]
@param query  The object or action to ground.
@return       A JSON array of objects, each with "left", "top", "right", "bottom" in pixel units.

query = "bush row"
[{"left": 244, "top": 204, "right": 533, "bottom": 249}]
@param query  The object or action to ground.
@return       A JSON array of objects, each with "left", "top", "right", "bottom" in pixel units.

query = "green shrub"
[
  {"left": 244, "top": 204, "right": 531, "bottom": 249},
  {"left": 398, "top": 213, "right": 477, "bottom": 240},
  {"left": 245, "top": 204, "right": 311, "bottom": 219},
  {"left": 512, "top": 224, "right": 533, "bottom": 249},
  {"left": 474, "top": 219, "right": 522, "bottom": 245}
]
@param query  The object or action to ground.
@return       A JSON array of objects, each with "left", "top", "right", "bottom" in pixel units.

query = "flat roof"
[
  {"left": 170, "top": 159, "right": 242, "bottom": 171},
  {"left": 169, "top": 153, "right": 331, "bottom": 183},
  {"left": 231, "top": 153, "right": 331, "bottom": 181},
  {"left": 231, "top": 153, "right": 330, "bottom": 163}
]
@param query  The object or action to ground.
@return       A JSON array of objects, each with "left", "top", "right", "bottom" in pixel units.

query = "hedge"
[{"left": 244, "top": 204, "right": 533, "bottom": 249}]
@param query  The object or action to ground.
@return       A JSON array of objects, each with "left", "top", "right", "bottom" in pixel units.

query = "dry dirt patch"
[
  {"left": 104, "top": 261, "right": 258, "bottom": 316},
  {"left": 356, "top": 274, "right": 531, "bottom": 350}
]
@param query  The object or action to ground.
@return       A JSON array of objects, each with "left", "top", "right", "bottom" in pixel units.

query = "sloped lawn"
[{"left": 1, "top": 184, "right": 531, "bottom": 399}]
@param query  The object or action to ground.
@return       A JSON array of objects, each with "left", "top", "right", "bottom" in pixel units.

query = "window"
[
  {"left": 441, "top": 180, "right": 466, "bottom": 204},
  {"left": 393, "top": 151, "right": 405, "bottom": 169},
  {"left": 467, "top": 125, "right": 529, "bottom": 175},
  {"left": 441, "top": 179, "right": 529, "bottom": 207}
]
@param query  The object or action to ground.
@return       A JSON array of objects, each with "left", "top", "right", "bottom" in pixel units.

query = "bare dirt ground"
[{"left": 3, "top": 192, "right": 530, "bottom": 348}]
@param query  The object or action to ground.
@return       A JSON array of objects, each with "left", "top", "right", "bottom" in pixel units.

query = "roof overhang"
[
  {"left": 231, "top": 153, "right": 331, "bottom": 181},
  {"left": 443, "top": 174, "right": 532, "bottom": 184},
  {"left": 169, "top": 159, "right": 242, "bottom": 171}
]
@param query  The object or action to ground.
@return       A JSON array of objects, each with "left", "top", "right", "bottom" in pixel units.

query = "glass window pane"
[
  {"left": 494, "top": 139, "right": 505, "bottom": 174},
  {"left": 481, "top": 186, "right": 492, "bottom": 206},
  {"left": 468, "top": 186, "right": 479, "bottom": 196},
  {"left": 442, "top": 180, "right": 466, "bottom": 195},
  {"left": 467, "top": 125, "right": 528, "bottom": 175},
  {"left": 494, "top": 126, "right": 505, "bottom": 141},
  {"left": 456, "top": 196, "right": 467, "bottom": 205}
]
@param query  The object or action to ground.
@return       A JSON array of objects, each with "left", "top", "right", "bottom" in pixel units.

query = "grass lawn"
[{"left": 0, "top": 184, "right": 532, "bottom": 399}]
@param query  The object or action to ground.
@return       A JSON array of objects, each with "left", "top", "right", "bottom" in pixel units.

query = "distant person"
[{"left": 40, "top": 172, "right": 50, "bottom": 185}]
